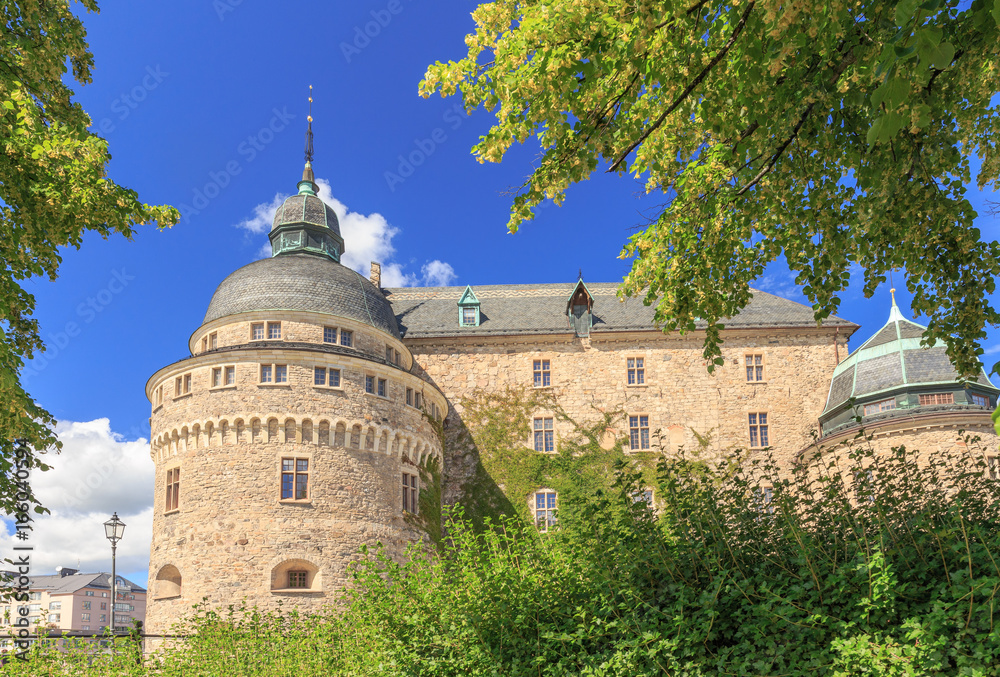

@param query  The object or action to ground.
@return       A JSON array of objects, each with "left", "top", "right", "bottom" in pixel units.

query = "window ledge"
[
  {"left": 625, "top": 384, "right": 648, "bottom": 388},
  {"left": 747, "top": 381, "right": 768, "bottom": 385},
  {"left": 152, "top": 405, "right": 163, "bottom": 414},
  {"left": 172, "top": 393, "right": 192, "bottom": 401},
  {"left": 312, "top": 386, "right": 344, "bottom": 392},
  {"left": 163, "top": 509, "right": 180, "bottom": 516},
  {"left": 270, "top": 588, "right": 323, "bottom": 594},
  {"left": 152, "top": 594, "right": 181, "bottom": 601},
  {"left": 364, "top": 392, "right": 389, "bottom": 400},
  {"left": 278, "top": 499, "right": 312, "bottom": 506},
  {"left": 258, "top": 383, "right": 291, "bottom": 388},
  {"left": 532, "top": 385, "right": 554, "bottom": 390},
  {"left": 209, "top": 385, "right": 237, "bottom": 392}
]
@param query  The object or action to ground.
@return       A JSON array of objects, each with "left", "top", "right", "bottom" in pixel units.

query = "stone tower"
[{"left": 143, "top": 162, "right": 445, "bottom": 634}]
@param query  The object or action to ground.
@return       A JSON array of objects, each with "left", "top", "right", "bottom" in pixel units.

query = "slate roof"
[
  {"left": 272, "top": 192, "right": 341, "bottom": 236},
  {"left": 28, "top": 572, "right": 146, "bottom": 595},
  {"left": 822, "top": 303, "right": 998, "bottom": 415},
  {"left": 203, "top": 254, "right": 400, "bottom": 338},
  {"left": 386, "top": 283, "right": 857, "bottom": 339}
]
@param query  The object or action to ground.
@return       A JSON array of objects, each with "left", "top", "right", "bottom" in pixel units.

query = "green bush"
[{"left": 8, "top": 439, "right": 999, "bottom": 676}]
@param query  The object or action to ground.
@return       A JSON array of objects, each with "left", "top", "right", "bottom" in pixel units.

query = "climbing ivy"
[{"left": 450, "top": 386, "right": 663, "bottom": 530}]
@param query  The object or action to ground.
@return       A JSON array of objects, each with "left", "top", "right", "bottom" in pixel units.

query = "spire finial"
[
  {"left": 299, "top": 86, "right": 317, "bottom": 195},
  {"left": 305, "top": 85, "right": 314, "bottom": 164},
  {"left": 887, "top": 269, "right": 905, "bottom": 322}
]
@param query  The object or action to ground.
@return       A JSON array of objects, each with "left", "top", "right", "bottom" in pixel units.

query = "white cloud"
[
  {"left": 1, "top": 419, "right": 153, "bottom": 583},
  {"left": 983, "top": 344, "right": 1000, "bottom": 356},
  {"left": 755, "top": 270, "right": 804, "bottom": 301},
  {"left": 235, "top": 178, "right": 455, "bottom": 286}
]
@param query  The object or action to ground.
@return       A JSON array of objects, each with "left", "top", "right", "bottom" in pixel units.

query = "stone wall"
[{"left": 409, "top": 327, "right": 847, "bottom": 505}]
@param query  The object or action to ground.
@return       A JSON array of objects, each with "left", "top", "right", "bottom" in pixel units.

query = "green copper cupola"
[{"left": 268, "top": 87, "right": 345, "bottom": 262}]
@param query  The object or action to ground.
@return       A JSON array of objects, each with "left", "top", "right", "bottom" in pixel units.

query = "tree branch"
[{"left": 608, "top": 1, "right": 756, "bottom": 174}]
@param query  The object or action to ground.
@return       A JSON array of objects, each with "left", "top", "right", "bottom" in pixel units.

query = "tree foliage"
[
  {"left": 420, "top": 0, "right": 1000, "bottom": 377},
  {"left": 0, "top": 0, "right": 179, "bottom": 514}
]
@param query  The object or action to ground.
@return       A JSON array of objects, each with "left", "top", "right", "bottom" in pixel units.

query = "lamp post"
[{"left": 103, "top": 513, "right": 125, "bottom": 639}]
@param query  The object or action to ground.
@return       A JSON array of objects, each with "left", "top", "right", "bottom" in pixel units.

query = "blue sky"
[{"left": 9, "top": 0, "right": 1000, "bottom": 585}]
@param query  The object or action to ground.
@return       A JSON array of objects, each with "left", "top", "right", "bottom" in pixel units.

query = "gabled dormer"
[
  {"left": 458, "top": 285, "right": 481, "bottom": 327},
  {"left": 567, "top": 276, "right": 594, "bottom": 337}
]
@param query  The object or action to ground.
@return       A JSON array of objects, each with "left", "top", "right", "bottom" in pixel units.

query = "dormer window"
[
  {"left": 566, "top": 277, "right": 594, "bottom": 337},
  {"left": 458, "top": 285, "right": 481, "bottom": 327}
]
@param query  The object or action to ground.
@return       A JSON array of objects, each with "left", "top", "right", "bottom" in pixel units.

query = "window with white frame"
[
  {"left": 864, "top": 398, "right": 896, "bottom": 416},
  {"left": 533, "top": 417, "right": 554, "bottom": 452},
  {"left": 745, "top": 354, "right": 764, "bottom": 382},
  {"left": 225, "top": 366, "right": 235, "bottom": 386},
  {"left": 260, "top": 364, "right": 287, "bottom": 384},
  {"left": 212, "top": 367, "right": 222, "bottom": 388},
  {"left": 627, "top": 357, "right": 645, "bottom": 385},
  {"left": 748, "top": 413, "right": 769, "bottom": 448},
  {"left": 165, "top": 468, "right": 180, "bottom": 512},
  {"left": 281, "top": 458, "right": 309, "bottom": 500},
  {"left": 209, "top": 332, "right": 218, "bottom": 350},
  {"left": 175, "top": 373, "right": 191, "bottom": 397},
  {"left": 267, "top": 322, "right": 281, "bottom": 339},
  {"left": 251, "top": 323, "right": 265, "bottom": 341},
  {"left": 402, "top": 472, "right": 419, "bottom": 513},
  {"left": 461, "top": 306, "right": 476, "bottom": 326},
  {"left": 629, "top": 415, "right": 650, "bottom": 450},
  {"left": 533, "top": 360, "right": 551, "bottom": 388},
  {"left": 323, "top": 326, "right": 337, "bottom": 343},
  {"left": 534, "top": 491, "right": 557, "bottom": 532},
  {"left": 260, "top": 365, "right": 272, "bottom": 383},
  {"left": 48, "top": 602, "right": 60, "bottom": 611}
]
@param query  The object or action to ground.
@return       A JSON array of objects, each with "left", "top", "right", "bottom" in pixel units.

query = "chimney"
[{"left": 370, "top": 261, "right": 382, "bottom": 288}]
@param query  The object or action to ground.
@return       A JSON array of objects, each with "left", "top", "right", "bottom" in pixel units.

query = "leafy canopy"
[
  {"left": 421, "top": 0, "right": 1000, "bottom": 377},
  {"left": 0, "top": 0, "right": 179, "bottom": 514}
]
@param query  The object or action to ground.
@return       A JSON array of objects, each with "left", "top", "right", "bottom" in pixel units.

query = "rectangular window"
[
  {"left": 365, "top": 375, "right": 375, "bottom": 394},
  {"left": 988, "top": 456, "right": 998, "bottom": 480},
  {"left": 100, "top": 615, "right": 106, "bottom": 622},
  {"left": 629, "top": 415, "right": 650, "bottom": 450},
  {"left": 225, "top": 366, "right": 235, "bottom": 386},
  {"left": 48, "top": 614, "right": 59, "bottom": 623},
  {"left": 919, "top": 392, "right": 954, "bottom": 405},
  {"left": 166, "top": 468, "right": 180, "bottom": 512},
  {"left": 377, "top": 378, "right": 387, "bottom": 397},
  {"left": 533, "top": 417, "right": 554, "bottom": 453},
  {"left": 745, "top": 354, "right": 764, "bottom": 382},
  {"left": 260, "top": 365, "right": 273, "bottom": 383},
  {"left": 212, "top": 367, "right": 222, "bottom": 388},
  {"left": 753, "top": 486, "right": 775, "bottom": 515},
  {"left": 533, "top": 360, "right": 551, "bottom": 388},
  {"left": 854, "top": 469, "right": 876, "bottom": 503},
  {"left": 209, "top": 332, "right": 218, "bottom": 350},
  {"left": 275, "top": 365, "right": 288, "bottom": 383},
  {"left": 201, "top": 337, "right": 207, "bottom": 352},
  {"left": 288, "top": 571, "right": 308, "bottom": 589},
  {"left": 84, "top": 592, "right": 94, "bottom": 597},
  {"left": 251, "top": 323, "right": 265, "bottom": 340},
  {"left": 184, "top": 374, "right": 191, "bottom": 394},
  {"left": 633, "top": 489, "right": 654, "bottom": 505},
  {"left": 394, "top": 350, "right": 401, "bottom": 366},
  {"left": 462, "top": 307, "right": 476, "bottom": 326},
  {"left": 627, "top": 357, "right": 645, "bottom": 385},
  {"left": 971, "top": 393, "right": 990, "bottom": 407},
  {"left": 406, "top": 388, "right": 413, "bottom": 406},
  {"left": 328, "top": 368, "right": 341, "bottom": 388},
  {"left": 414, "top": 392, "right": 422, "bottom": 409},
  {"left": 267, "top": 322, "right": 281, "bottom": 339},
  {"left": 749, "top": 412, "right": 769, "bottom": 448},
  {"left": 323, "top": 326, "right": 337, "bottom": 344},
  {"left": 341, "top": 330, "right": 353, "bottom": 347},
  {"left": 864, "top": 398, "right": 896, "bottom": 416},
  {"left": 49, "top": 602, "right": 61, "bottom": 611},
  {"left": 402, "top": 473, "right": 419, "bottom": 513},
  {"left": 174, "top": 377, "right": 181, "bottom": 397},
  {"left": 535, "top": 492, "right": 557, "bottom": 532},
  {"left": 81, "top": 614, "right": 90, "bottom": 621},
  {"left": 314, "top": 367, "right": 326, "bottom": 386},
  {"left": 386, "top": 346, "right": 394, "bottom": 362},
  {"left": 82, "top": 601, "right": 91, "bottom": 610},
  {"left": 281, "top": 458, "right": 309, "bottom": 500}
]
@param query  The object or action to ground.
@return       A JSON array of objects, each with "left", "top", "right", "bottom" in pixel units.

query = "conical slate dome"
[{"left": 268, "top": 165, "right": 345, "bottom": 261}]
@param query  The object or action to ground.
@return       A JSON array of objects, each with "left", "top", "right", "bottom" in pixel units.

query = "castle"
[{"left": 143, "top": 159, "right": 1000, "bottom": 635}]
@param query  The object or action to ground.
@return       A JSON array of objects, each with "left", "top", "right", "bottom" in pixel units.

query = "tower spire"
[
  {"left": 299, "top": 85, "right": 317, "bottom": 195},
  {"left": 888, "top": 269, "right": 905, "bottom": 322}
]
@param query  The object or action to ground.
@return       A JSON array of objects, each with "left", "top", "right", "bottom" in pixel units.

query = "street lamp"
[{"left": 103, "top": 513, "right": 125, "bottom": 636}]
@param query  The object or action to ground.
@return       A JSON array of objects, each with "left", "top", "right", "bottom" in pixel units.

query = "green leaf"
[
  {"left": 923, "top": 40, "right": 955, "bottom": 70},
  {"left": 994, "top": 0, "right": 1000, "bottom": 27}
]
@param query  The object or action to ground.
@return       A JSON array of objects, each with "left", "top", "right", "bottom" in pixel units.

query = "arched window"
[
  {"left": 318, "top": 421, "right": 330, "bottom": 446},
  {"left": 334, "top": 423, "right": 346, "bottom": 447},
  {"left": 267, "top": 419, "right": 279, "bottom": 443},
  {"left": 251, "top": 419, "right": 261, "bottom": 443},
  {"left": 270, "top": 559, "right": 321, "bottom": 593},
  {"left": 154, "top": 565, "right": 182, "bottom": 600},
  {"left": 301, "top": 420, "right": 313, "bottom": 444},
  {"left": 284, "top": 419, "right": 296, "bottom": 444}
]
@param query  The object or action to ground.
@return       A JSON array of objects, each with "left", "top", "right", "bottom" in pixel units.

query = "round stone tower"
[{"left": 144, "top": 164, "right": 445, "bottom": 634}]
